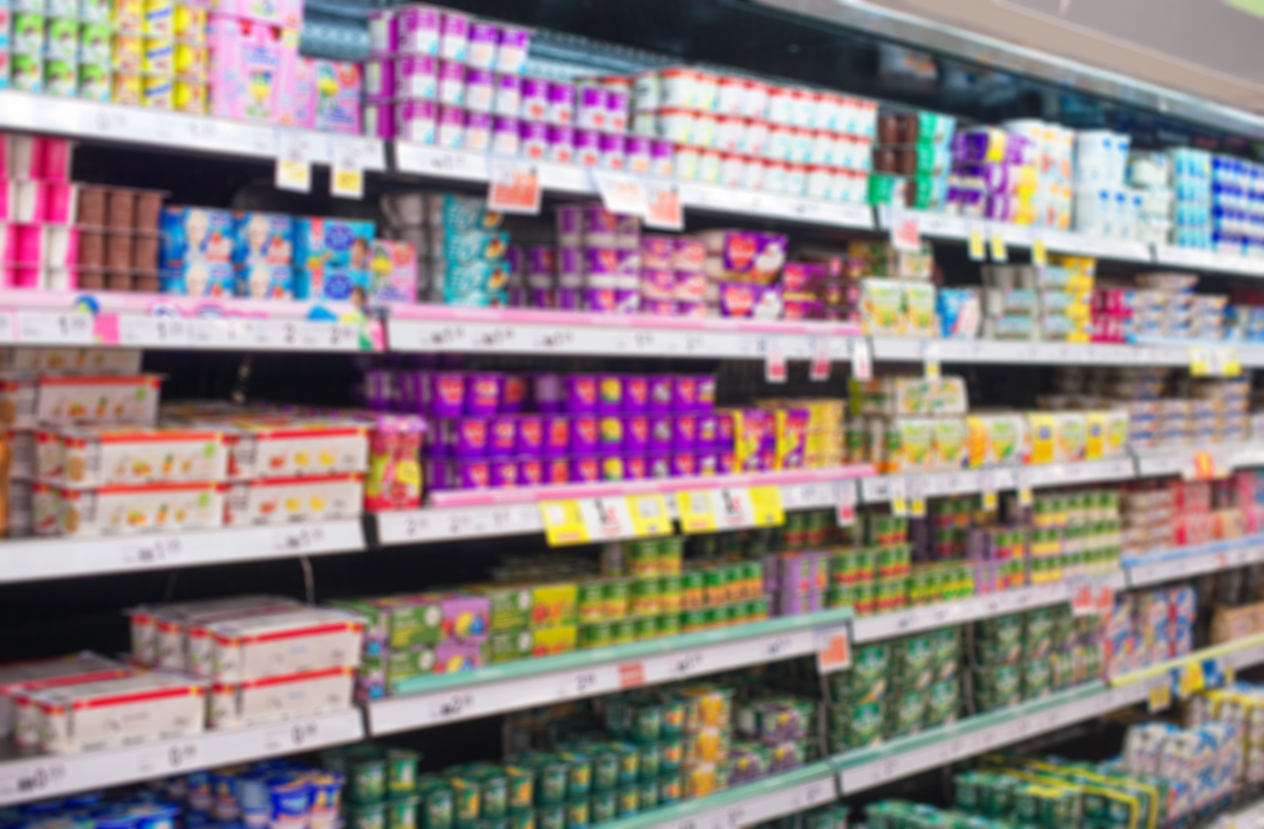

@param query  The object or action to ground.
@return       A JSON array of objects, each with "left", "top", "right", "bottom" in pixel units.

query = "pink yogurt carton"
[
  {"left": 208, "top": 14, "right": 298, "bottom": 123},
  {"left": 369, "top": 240, "right": 417, "bottom": 304},
  {"left": 212, "top": 0, "right": 302, "bottom": 30},
  {"left": 307, "top": 59, "right": 362, "bottom": 134}
]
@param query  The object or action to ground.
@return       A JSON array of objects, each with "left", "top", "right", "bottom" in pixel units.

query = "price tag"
[
  {"left": 835, "top": 480, "right": 857, "bottom": 527},
  {"left": 715, "top": 487, "right": 755, "bottom": 530},
  {"left": 748, "top": 486, "right": 785, "bottom": 528},
  {"left": 275, "top": 131, "right": 314, "bottom": 193},
  {"left": 137, "top": 742, "right": 198, "bottom": 776},
  {"left": 578, "top": 497, "right": 636, "bottom": 542},
  {"left": 1185, "top": 450, "right": 1217, "bottom": 482},
  {"left": 1031, "top": 237, "right": 1048, "bottom": 267},
  {"left": 886, "top": 476, "right": 909, "bottom": 516},
  {"left": 487, "top": 160, "right": 542, "bottom": 215},
  {"left": 19, "top": 311, "right": 94, "bottom": 344},
  {"left": 676, "top": 489, "right": 718, "bottom": 534},
  {"left": 539, "top": 500, "right": 589, "bottom": 546},
  {"left": 1015, "top": 469, "right": 1034, "bottom": 508},
  {"left": 921, "top": 340, "right": 941, "bottom": 380},
  {"left": 1208, "top": 346, "right": 1242, "bottom": 378},
  {"left": 889, "top": 208, "right": 921, "bottom": 252},
  {"left": 270, "top": 524, "right": 329, "bottom": 555},
  {"left": 330, "top": 136, "right": 366, "bottom": 199},
  {"left": 627, "top": 493, "right": 672, "bottom": 537},
  {"left": 980, "top": 487, "right": 998, "bottom": 511},
  {"left": 592, "top": 171, "right": 648, "bottom": 217},
  {"left": 967, "top": 228, "right": 986, "bottom": 261},
  {"left": 120, "top": 535, "right": 183, "bottom": 566},
  {"left": 764, "top": 338, "right": 787, "bottom": 384},
  {"left": 119, "top": 315, "right": 191, "bottom": 346},
  {"left": 851, "top": 338, "right": 872, "bottom": 381},
  {"left": 643, "top": 180, "right": 684, "bottom": 230},
  {"left": 809, "top": 337, "right": 831, "bottom": 382},
  {"left": 264, "top": 719, "right": 321, "bottom": 752},
  {"left": 1227, "top": 663, "right": 1237, "bottom": 685},
  {"left": 909, "top": 497, "right": 927, "bottom": 518},
  {"left": 0, "top": 761, "right": 67, "bottom": 800},
  {"left": 1179, "top": 662, "right": 1206, "bottom": 698},
  {"left": 989, "top": 233, "right": 1008, "bottom": 262},
  {"left": 816, "top": 627, "right": 852, "bottom": 674}
]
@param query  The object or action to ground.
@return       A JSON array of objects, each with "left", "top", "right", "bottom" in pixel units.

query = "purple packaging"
[
  {"left": 464, "top": 372, "right": 503, "bottom": 416},
  {"left": 651, "top": 140, "right": 674, "bottom": 178},
  {"left": 365, "top": 101, "right": 396, "bottom": 140},
  {"left": 648, "top": 453, "right": 671, "bottom": 479},
  {"left": 547, "top": 82, "right": 574, "bottom": 125},
  {"left": 598, "top": 133, "right": 626, "bottom": 171},
  {"left": 985, "top": 195, "right": 1012, "bottom": 222},
  {"left": 717, "top": 281, "right": 783, "bottom": 319},
  {"left": 598, "top": 415, "right": 624, "bottom": 450},
  {"left": 465, "top": 112, "right": 492, "bottom": 152},
  {"left": 439, "top": 12, "right": 470, "bottom": 61},
  {"left": 490, "top": 457, "right": 518, "bottom": 488},
  {"left": 557, "top": 247, "right": 582, "bottom": 279},
  {"left": 430, "top": 371, "right": 465, "bottom": 417},
  {"left": 716, "top": 412, "right": 734, "bottom": 445},
  {"left": 585, "top": 289, "right": 638, "bottom": 314},
  {"left": 718, "top": 452, "right": 736, "bottom": 475},
  {"left": 675, "top": 271, "right": 706, "bottom": 303},
  {"left": 577, "top": 86, "right": 607, "bottom": 131},
  {"left": 365, "top": 58, "right": 394, "bottom": 100},
  {"left": 673, "top": 375, "right": 699, "bottom": 412},
  {"left": 606, "top": 89, "right": 629, "bottom": 133},
  {"left": 396, "top": 99, "right": 438, "bottom": 144},
  {"left": 627, "top": 136, "right": 652, "bottom": 175},
  {"left": 521, "top": 78, "right": 548, "bottom": 122},
  {"left": 583, "top": 246, "right": 622, "bottom": 275},
  {"left": 640, "top": 299, "right": 676, "bottom": 315},
  {"left": 516, "top": 415, "right": 544, "bottom": 455},
  {"left": 492, "top": 116, "right": 520, "bottom": 155},
  {"left": 520, "top": 120, "right": 547, "bottom": 160},
  {"left": 467, "top": 22, "right": 499, "bottom": 70},
  {"left": 624, "top": 414, "right": 650, "bottom": 453},
  {"left": 671, "top": 452, "right": 696, "bottom": 478},
  {"left": 574, "top": 129, "right": 600, "bottom": 167},
  {"left": 397, "top": 54, "right": 437, "bottom": 98},
  {"left": 623, "top": 376, "right": 649, "bottom": 412},
  {"left": 443, "top": 418, "right": 488, "bottom": 457},
  {"left": 584, "top": 207, "right": 619, "bottom": 242},
  {"left": 556, "top": 206, "right": 582, "bottom": 242},
  {"left": 556, "top": 288, "right": 581, "bottom": 309},
  {"left": 489, "top": 415, "right": 517, "bottom": 455},
  {"left": 697, "top": 452, "right": 718, "bottom": 476},
  {"left": 368, "top": 10, "right": 396, "bottom": 56},
  {"left": 547, "top": 125, "right": 575, "bottom": 164},
  {"left": 649, "top": 414, "right": 673, "bottom": 450},
  {"left": 599, "top": 454, "right": 625, "bottom": 482},
  {"left": 534, "top": 373, "right": 562, "bottom": 413},
  {"left": 438, "top": 595, "right": 491, "bottom": 641},
  {"left": 673, "top": 414, "right": 697, "bottom": 449},
  {"left": 397, "top": 6, "right": 440, "bottom": 56},
  {"left": 466, "top": 68, "right": 494, "bottom": 112},
  {"left": 456, "top": 459, "right": 492, "bottom": 489},
  {"left": 543, "top": 414, "right": 570, "bottom": 456},
  {"left": 697, "top": 413, "right": 717, "bottom": 446},
  {"left": 425, "top": 458, "right": 452, "bottom": 491},
  {"left": 502, "top": 375, "right": 529, "bottom": 413},
  {"left": 495, "top": 27, "right": 530, "bottom": 75},
  {"left": 437, "top": 105, "right": 465, "bottom": 148},
  {"left": 648, "top": 376, "right": 672, "bottom": 413},
  {"left": 433, "top": 640, "right": 484, "bottom": 673},
  {"left": 494, "top": 74, "right": 521, "bottom": 116},
  {"left": 570, "top": 414, "right": 599, "bottom": 454},
  {"left": 544, "top": 458, "right": 569, "bottom": 485},
  {"left": 565, "top": 374, "right": 598, "bottom": 413},
  {"left": 518, "top": 458, "right": 544, "bottom": 487},
  {"left": 571, "top": 455, "right": 600, "bottom": 483},
  {"left": 641, "top": 236, "right": 674, "bottom": 269},
  {"left": 527, "top": 288, "right": 553, "bottom": 308},
  {"left": 625, "top": 455, "right": 648, "bottom": 481},
  {"left": 696, "top": 376, "right": 717, "bottom": 411},
  {"left": 437, "top": 61, "right": 465, "bottom": 105},
  {"left": 527, "top": 246, "right": 555, "bottom": 276},
  {"left": 598, "top": 374, "right": 623, "bottom": 413}
]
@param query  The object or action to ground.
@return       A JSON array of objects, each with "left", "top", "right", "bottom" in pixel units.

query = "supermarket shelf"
[
  {"left": 0, "top": 521, "right": 367, "bottom": 584},
  {"left": 0, "top": 709, "right": 364, "bottom": 808},
  {"left": 0, "top": 91, "right": 385, "bottom": 169},
  {"left": 850, "top": 576, "right": 1125, "bottom": 644},
  {"left": 1153, "top": 245, "right": 1264, "bottom": 278},
  {"left": 603, "top": 762, "right": 838, "bottom": 829},
  {"left": 1109, "top": 631, "right": 1264, "bottom": 687},
  {"left": 1211, "top": 796, "right": 1264, "bottom": 829},
  {"left": 858, "top": 457, "right": 1136, "bottom": 504},
  {"left": 1133, "top": 442, "right": 1264, "bottom": 478},
  {"left": 386, "top": 304, "right": 861, "bottom": 361},
  {"left": 870, "top": 337, "right": 1190, "bottom": 368},
  {"left": 391, "top": 144, "right": 874, "bottom": 230},
  {"left": 364, "top": 608, "right": 853, "bottom": 735},
  {"left": 1124, "top": 533, "right": 1264, "bottom": 588}
]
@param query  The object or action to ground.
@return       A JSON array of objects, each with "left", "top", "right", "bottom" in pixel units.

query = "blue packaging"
[
  {"left": 159, "top": 207, "right": 235, "bottom": 267},
  {"left": 292, "top": 216, "right": 375, "bottom": 274},
  {"left": 293, "top": 267, "right": 370, "bottom": 301},
  {"left": 936, "top": 288, "right": 980, "bottom": 339},
  {"left": 442, "top": 230, "right": 510, "bottom": 263},
  {"left": 266, "top": 774, "right": 311, "bottom": 823},
  {"left": 442, "top": 260, "right": 510, "bottom": 296},
  {"left": 233, "top": 212, "right": 294, "bottom": 267},
  {"left": 236, "top": 264, "right": 293, "bottom": 300},
  {"left": 160, "top": 261, "right": 235, "bottom": 296},
  {"left": 133, "top": 805, "right": 178, "bottom": 829},
  {"left": 434, "top": 193, "right": 502, "bottom": 232}
]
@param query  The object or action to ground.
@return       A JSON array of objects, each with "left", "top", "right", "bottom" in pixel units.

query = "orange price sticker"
[
  {"left": 618, "top": 663, "right": 645, "bottom": 688},
  {"left": 889, "top": 209, "right": 921, "bottom": 252},
  {"left": 816, "top": 628, "right": 852, "bottom": 674},
  {"left": 487, "top": 160, "right": 542, "bottom": 215},
  {"left": 644, "top": 180, "right": 683, "bottom": 230}
]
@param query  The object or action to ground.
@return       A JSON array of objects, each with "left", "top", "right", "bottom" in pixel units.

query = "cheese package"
[
  {"left": 0, "top": 652, "right": 132, "bottom": 738},
  {"left": 15, "top": 672, "right": 206, "bottom": 753},
  {"left": 0, "top": 375, "right": 162, "bottom": 428},
  {"left": 38, "top": 426, "right": 229, "bottom": 487},
  {"left": 224, "top": 473, "right": 364, "bottom": 525},
  {"left": 129, "top": 595, "right": 303, "bottom": 669},
  {"left": 187, "top": 606, "right": 365, "bottom": 683},
  {"left": 48, "top": 480, "right": 226, "bottom": 536},
  {"left": 208, "top": 666, "right": 354, "bottom": 730}
]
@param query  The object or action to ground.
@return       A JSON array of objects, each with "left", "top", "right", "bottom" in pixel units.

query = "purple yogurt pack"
[
  {"left": 516, "top": 415, "right": 544, "bottom": 455},
  {"left": 397, "top": 54, "right": 438, "bottom": 98},
  {"left": 565, "top": 374, "right": 598, "bottom": 413},
  {"left": 571, "top": 455, "right": 600, "bottom": 483},
  {"left": 623, "top": 376, "right": 649, "bottom": 412},
  {"left": 543, "top": 415, "right": 570, "bottom": 456},
  {"left": 464, "top": 372, "right": 502, "bottom": 416},
  {"left": 570, "top": 415, "right": 598, "bottom": 454},
  {"left": 625, "top": 414, "right": 650, "bottom": 453},
  {"left": 598, "top": 375, "right": 623, "bottom": 413}
]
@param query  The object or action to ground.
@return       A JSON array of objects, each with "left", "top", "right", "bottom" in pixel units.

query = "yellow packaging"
[
  {"left": 881, "top": 417, "right": 933, "bottom": 473},
  {"left": 173, "top": 43, "right": 207, "bottom": 80},
  {"left": 142, "top": 37, "right": 174, "bottom": 75},
  {"left": 114, "top": 0, "right": 143, "bottom": 32},
  {"left": 1027, "top": 413, "right": 1057, "bottom": 465},
  {"left": 932, "top": 417, "right": 968, "bottom": 469},
  {"left": 526, "top": 626, "right": 578, "bottom": 657},
  {"left": 173, "top": 4, "right": 207, "bottom": 42},
  {"left": 173, "top": 80, "right": 206, "bottom": 115},
  {"left": 142, "top": 75, "right": 172, "bottom": 109},
  {"left": 966, "top": 413, "right": 1028, "bottom": 467},
  {"left": 1055, "top": 412, "right": 1086, "bottom": 462},
  {"left": 113, "top": 34, "right": 142, "bottom": 72},
  {"left": 903, "top": 281, "right": 938, "bottom": 338},
  {"left": 529, "top": 583, "right": 577, "bottom": 629},
  {"left": 112, "top": 72, "right": 142, "bottom": 106},
  {"left": 1104, "top": 409, "right": 1129, "bottom": 456},
  {"left": 859, "top": 279, "right": 904, "bottom": 336}
]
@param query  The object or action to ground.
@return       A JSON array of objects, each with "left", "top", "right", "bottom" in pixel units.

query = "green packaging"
[
  {"left": 334, "top": 598, "right": 444, "bottom": 648},
  {"left": 388, "top": 749, "right": 420, "bottom": 793},
  {"left": 563, "top": 799, "right": 588, "bottom": 829},
  {"left": 351, "top": 757, "right": 388, "bottom": 804},
  {"left": 348, "top": 803, "right": 388, "bottom": 829},
  {"left": 388, "top": 795, "right": 421, "bottom": 829}
]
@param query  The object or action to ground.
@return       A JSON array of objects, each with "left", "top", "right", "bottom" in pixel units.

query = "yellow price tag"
[
  {"left": 1017, "top": 487, "right": 1034, "bottom": 508},
  {"left": 332, "top": 168, "right": 365, "bottom": 200},
  {"left": 1219, "top": 346, "right": 1242, "bottom": 378},
  {"left": 748, "top": 485, "right": 785, "bottom": 528},
  {"left": 539, "top": 500, "right": 589, "bottom": 546},
  {"left": 910, "top": 498, "right": 927, "bottom": 518},
  {"left": 1179, "top": 662, "right": 1205, "bottom": 698},
  {"left": 1031, "top": 237, "right": 1047, "bottom": 267},
  {"left": 1148, "top": 682, "right": 1172, "bottom": 713},
  {"left": 675, "top": 489, "right": 718, "bottom": 534},
  {"left": 981, "top": 490, "right": 999, "bottom": 511},
  {"left": 1227, "top": 663, "right": 1237, "bottom": 685},
  {"left": 627, "top": 493, "right": 672, "bottom": 537},
  {"left": 1189, "top": 345, "right": 1211, "bottom": 377},
  {"left": 891, "top": 497, "right": 909, "bottom": 517},
  {"left": 276, "top": 158, "right": 312, "bottom": 193},
  {"left": 967, "top": 229, "right": 986, "bottom": 261},
  {"left": 989, "top": 233, "right": 1008, "bottom": 262}
]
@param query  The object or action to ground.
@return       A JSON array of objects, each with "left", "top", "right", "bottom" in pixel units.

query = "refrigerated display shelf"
[{"left": 1124, "top": 534, "right": 1264, "bottom": 588}]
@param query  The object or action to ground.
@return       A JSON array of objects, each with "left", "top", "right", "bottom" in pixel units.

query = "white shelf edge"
[
  {"left": 0, "top": 709, "right": 364, "bottom": 807},
  {"left": 0, "top": 520, "right": 366, "bottom": 584},
  {"left": 1125, "top": 536, "right": 1264, "bottom": 589}
]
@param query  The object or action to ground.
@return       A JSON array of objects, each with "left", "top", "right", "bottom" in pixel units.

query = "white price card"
[
  {"left": 835, "top": 479, "right": 857, "bottom": 527},
  {"left": 809, "top": 337, "right": 831, "bottom": 382},
  {"left": 851, "top": 338, "right": 872, "bottom": 381},
  {"left": 644, "top": 179, "right": 684, "bottom": 230},
  {"left": 119, "top": 315, "right": 190, "bottom": 347},
  {"left": 271, "top": 524, "right": 329, "bottom": 555},
  {"left": 119, "top": 535, "right": 183, "bottom": 567},
  {"left": 330, "top": 136, "right": 366, "bottom": 199},
  {"left": 137, "top": 742, "right": 199, "bottom": 776},
  {"left": 577, "top": 497, "right": 636, "bottom": 542},
  {"left": 275, "top": 131, "right": 315, "bottom": 193},
  {"left": 264, "top": 719, "right": 321, "bottom": 753},
  {"left": 765, "top": 338, "right": 787, "bottom": 384},
  {"left": 921, "top": 340, "right": 941, "bottom": 380},
  {"left": 888, "top": 207, "right": 921, "bottom": 252},
  {"left": 487, "top": 160, "right": 542, "bottom": 215},
  {"left": 591, "top": 170, "right": 648, "bottom": 217},
  {"left": 19, "top": 311, "right": 93, "bottom": 344},
  {"left": 0, "top": 761, "right": 67, "bottom": 802}
]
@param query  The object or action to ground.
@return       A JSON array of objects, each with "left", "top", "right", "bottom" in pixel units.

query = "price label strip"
[
  {"left": 764, "top": 337, "right": 787, "bottom": 384},
  {"left": 989, "top": 232, "right": 1008, "bottom": 263},
  {"left": 487, "top": 160, "right": 542, "bottom": 215},
  {"left": 627, "top": 493, "right": 672, "bottom": 537},
  {"left": 275, "top": 131, "right": 314, "bottom": 193},
  {"left": 967, "top": 228, "right": 986, "bottom": 261},
  {"left": 539, "top": 500, "right": 589, "bottom": 546},
  {"left": 1031, "top": 236, "right": 1048, "bottom": 267},
  {"left": 850, "top": 338, "right": 873, "bottom": 381},
  {"left": 748, "top": 486, "right": 785, "bottom": 528},
  {"left": 835, "top": 479, "right": 857, "bottom": 528},
  {"left": 591, "top": 171, "right": 648, "bottom": 217},
  {"left": 330, "top": 136, "right": 366, "bottom": 199},
  {"left": 888, "top": 208, "right": 922, "bottom": 252},
  {"left": 676, "top": 489, "right": 718, "bottom": 534},
  {"left": 643, "top": 180, "right": 684, "bottom": 230},
  {"left": 816, "top": 626, "right": 852, "bottom": 674},
  {"left": 809, "top": 337, "right": 831, "bottom": 382}
]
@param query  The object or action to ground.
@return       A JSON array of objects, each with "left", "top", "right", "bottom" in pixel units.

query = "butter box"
[
  {"left": 0, "top": 652, "right": 132, "bottom": 739},
  {"left": 209, "top": 666, "right": 354, "bottom": 730},
  {"left": 130, "top": 595, "right": 302, "bottom": 670},
  {"left": 187, "top": 606, "right": 364, "bottom": 683}
]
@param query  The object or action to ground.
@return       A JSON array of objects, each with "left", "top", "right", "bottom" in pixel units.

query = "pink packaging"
[
  {"left": 438, "top": 61, "right": 465, "bottom": 106},
  {"left": 492, "top": 116, "right": 519, "bottom": 155},
  {"left": 577, "top": 86, "right": 607, "bottom": 131},
  {"left": 520, "top": 121, "right": 547, "bottom": 160},
  {"left": 547, "top": 125, "right": 574, "bottom": 164},
  {"left": 466, "top": 69, "right": 494, "bottom": 112},
  {"left": 437, "top": 106, "right": 465, "bottom": 148},
  {"left": 397, "top": 99, "right": 437, "bottom": 144},
  {"left": 212, "top": 0, "right": 302, "bottom": 29},
  {"left": 396, "top": 5, "right": 440, "bottom": 55},
  {"left": 495, "top": 27, "right": 530, "bottom": 75},
  {"left": 308, "top": 59, "right": 362, "bottom": 134},
  {"left": 365, "top": 58, "right": 394, "bottom": 100},
  {"left": 364, "top": 101, "right": 395, "bottom": 140},
  {"left": 208, "top": 14, "right": 297, "bottom": 123},
  {"left": 368, "top": 10, "right": 397, "bottom": 56},
  {"left": 439, "top": 12, "right": 470, "bottom": 61},
  {"left": 546, "top": 82, "right": 574, "bottom": 126},
  {"left": 397, "top": 54, "right": 438, "bottom": 99},
  {"left": 627, "top": 136, "right": 652, "bottom": 175},
  {"left": 12, "top": 225, "right": 78, "bottom": 268},
  {"left": 598, "top": 133, "right": 625, "bottom": 170},
  {"left": 574, "top": 130, "right": 600, "bottom": 167},
  {"left": 606, "top": 90, "right": 628, "bottom": 133},
  {"left": 369, "top": 239, "right": 417, "bottom": 303},
  {"left": 494, "top": 74, "right": 521, "bottom": 116},
  {"left": 521, "top": 79, "right": 548, "bottom": 122},
  {"left": 467, "top": 22, "right": 498, "bottom": 70}
]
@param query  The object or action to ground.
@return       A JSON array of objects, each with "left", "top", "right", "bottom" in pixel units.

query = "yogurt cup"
[
  {"left": 465, "top": 112, "right": 492, "bottom": 152},
  {"left": 697, "top": 376, "right": 716, "bottom": 411},
  {"left": 697, "top": 413, "right": 717, "bottom": 446},
  {"left": 647, "top": 376, "right": 672, "bottom": 413},
  {"left": 624, "top": 414, "right": 650, "bottom": 453},
  {"left": 718, "top": 452, "right": 736, "bottom": 474},
  {"left": 651, "top": 141, "right": 675, "bottom": 178},
  {"left": 516, "top": 414, "right": 544, "bottom": 455},
  {"left": 742, "top": 159, "right": 766, "bottom": 192},
  {"left": 570, "top": 455, "right": 600, "bottom": 483},
  {"left": 365, "top": 58, "right": 394, "bottom": 100},
  {"left": 574, "top": 129, "right": 600, "bottom": 167},
  {"left": 672, "top": 414, "right": 697, "bottom": 449},
  {"left": 673, "top": 375, "right": 698, "bottom": 412},
  {"left": 649, "top": 414, "right": 672, "bottom": 449},
  {"left": 430, "top": 371, "right": 465, "bottom": 417},
  {"left": 437, "top": 60, "right": 465, "bottom": 105},
  {"left": 569, "top": 414, "right": 599, "bottom": 454},
  {"left": 464, "top": 372, "right": 502, "bottom": 416},
  {"left": 565, "top": 374, "right": 598, "bottom": 413},
  {"left": 489, "top": 456, "right": 517, "bottom": 488},
  {"left": 437, "top": 105, "right": 465, "bottom": 148},
  {"left": 625, "top": 455, "right": 648, "bottom": 481},
  {"left": 520, "top": 120, "right": 547, "bottom": 160},
  {"left": 368, "top": 10, "right": 397, "bottom": 55},
  {"left": 492, "top": 116, "right": 519, "bottom": 155},
  {"left": 456, "top": 459, "right": 492, "bottom": 489},
  {"left": 496, "top": 27, "right": 530, "bottom": 75},
  {"left": 397, "top": 6, "right": 440, "bottom": 55},
  {"left": 444, "top": 417, "right": 488, "bottom": 457},
  {"left": 598, "top": 133, "right": 625, "bottom": 170},
  {"left": 577, "top": 86, "right": 607, "bottom": 131},
  {"left": 623, "top": 375, "right": 649, "bottom": 412},
  {"left": 648, "top": 452, "right": 671, "bottom": 479},
  {"left": 489, "top": 415, "right": 517, "bottom": 455},
  {"left": 547, "top": 125, "right": 574, "bottom": 164},
  {"left": 671, "top": 452, "right": 696, "bottom": 478},
  {"left": 697, "top": 452, "right": 718, "bottom": 477},
  {"left": 541, "top": 414, "right": 569, "bottom": 456},
  {"left": 598, "top": 415, "right": 624, "bottom": 450},
  {"left": 544, "top": 457, "right": 569, "bottom": 485},
  {"left": 518, "top": 457, "right": 544, "bottom": 486},
  {"left": 606, "top": 89, "right": 629, "bottom": 133},
  {"left": 627, "top": 136, "right": 652, "bottom": 174},
  {"left": 397, "top": 54, "right": 437, "bottom": 98},
  {"left": 494, "top": 74, "right": 521, "bottom": 116},
  {"left": 597, "top": 374, "right": 622, "bottom": 413},
  {"left": 521, "top": 78, "right": 548, "bottom": 121},
  {"left": 439, "top": 11, "right": 470, "bottom": 61},
  {"left": 364, "top": 101, "right": 395, "bottom": 140},
  {"left": 547, "top": 82, "right": 574, "bottom": 125},
  {"left": 466, "top": 68, "right": 494, "bottom": 112},
  {"left": 467, "top": 22, "right": 498, "bottom": 70},
  {"left": 599, "top": 453, "right": 624, "bottom": 482}
]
